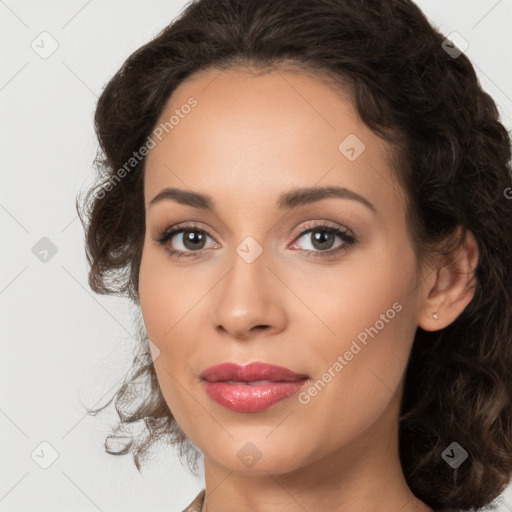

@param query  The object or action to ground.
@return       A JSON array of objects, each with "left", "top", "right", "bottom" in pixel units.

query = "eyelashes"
[{"left": 152, "top": 220, "right": 357, "bottom": 261}]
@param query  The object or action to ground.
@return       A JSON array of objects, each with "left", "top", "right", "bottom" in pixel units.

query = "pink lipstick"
[{"left": 200, "top": 362, "right": 309, "bottom": 413}]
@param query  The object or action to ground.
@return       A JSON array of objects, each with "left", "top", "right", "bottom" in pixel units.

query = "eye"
[
  {"left": 153, "top": 222, "right": 217, "bottom": 259},
  {"left": 290, "top": 221, "right": 356, "bottom": 259},
  {"left": 153, "top": 220, "right": 357, "bottom": 261}
]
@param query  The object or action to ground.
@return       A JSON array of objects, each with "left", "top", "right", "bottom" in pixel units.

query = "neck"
[{"left": 200, "top": 398, "right": 434, "bottom": 512}]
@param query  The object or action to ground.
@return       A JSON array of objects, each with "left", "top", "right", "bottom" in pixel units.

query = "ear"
[{"left": 418, "top": 230, "right": 479, "bottom": 332}]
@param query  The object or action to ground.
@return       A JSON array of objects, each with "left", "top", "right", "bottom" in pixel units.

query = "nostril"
[{"left": 253, "top": 325, "right": 270, "bottom": 331}]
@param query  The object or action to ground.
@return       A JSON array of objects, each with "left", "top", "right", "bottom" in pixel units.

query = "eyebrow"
[{"left": 149, "top": 185, "right": 377, "bottom": 213}]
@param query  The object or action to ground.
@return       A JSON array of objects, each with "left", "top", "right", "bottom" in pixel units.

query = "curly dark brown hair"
[{"left": 76, "top": 0, "right": 512, "bottom": 509}]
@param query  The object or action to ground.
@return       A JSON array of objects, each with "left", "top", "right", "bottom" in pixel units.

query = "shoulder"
[{"left": 181, "top": 489, "right": 205, "bottom": 512}]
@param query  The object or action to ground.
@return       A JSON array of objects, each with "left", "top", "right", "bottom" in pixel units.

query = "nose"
[{"left": 211, "top": 248, "right": 288, "bottom": 341}]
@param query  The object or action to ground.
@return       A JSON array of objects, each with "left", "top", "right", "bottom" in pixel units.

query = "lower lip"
[{"left": 202, "top": 380, "right": 308, "bottom": 412}]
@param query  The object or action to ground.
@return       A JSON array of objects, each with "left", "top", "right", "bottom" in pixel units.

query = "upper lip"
[{"left": 200, "top": 362, "right": 309, "bottom": 383}]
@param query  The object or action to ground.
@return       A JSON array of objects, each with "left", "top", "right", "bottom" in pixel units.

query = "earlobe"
[{"left": 418, "top": 230, "right": 479, "bottom": 332}]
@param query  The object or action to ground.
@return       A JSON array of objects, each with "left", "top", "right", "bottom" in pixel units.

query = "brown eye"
[
  {"left": 293, "top": 224, "right": 355, "bottom": 256},
  {"left": 153, "top": 223, "right": 217, "bottom": 259},
  {"left": 156, "top": 227, "right": 214, "bottom": 251},
  {"left": 176, "top": 230, "right": 208, "bottom": 251}
]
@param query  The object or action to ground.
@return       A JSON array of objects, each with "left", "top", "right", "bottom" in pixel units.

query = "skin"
[{"left": 138, "top": 65, "right": 478, "bottom": 512}]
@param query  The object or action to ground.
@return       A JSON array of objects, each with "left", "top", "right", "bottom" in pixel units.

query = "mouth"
[
  {"left": 199, "top": 362, "right": 309, "bottom": 413},
  {"left": 200, "top": 361, "right": 309, "bottom": 383},
  {"left": 221, "top": 380, "right": 286, "bottom": 385}
]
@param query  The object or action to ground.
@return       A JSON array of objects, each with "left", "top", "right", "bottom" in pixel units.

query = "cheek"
[
  {"left": 138, "top": 247, "right": 198, "bottom": 420},
  {"left": 301, "top": 240, "right": 419, "bottom": 396},
  {"left": 290, "top": 284, "right": 418, "bottom": 457},
  {"left": 305, "top": 241, "right": 417, "bottom": 348},
  {"left": 138, "top": 243, "right": 190, "bottom": 341},
  {"left": 138, "top": 242, "right": 208, "bottom": 383}
]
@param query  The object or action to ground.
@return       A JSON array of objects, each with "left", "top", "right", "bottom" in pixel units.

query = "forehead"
[{"left": 143, "top": 66, "right": 402, "bottom": 216}]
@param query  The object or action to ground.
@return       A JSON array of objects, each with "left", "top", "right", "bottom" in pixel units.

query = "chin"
[{"left": 202, "top": 436, "right": 311, "bottom": 475}]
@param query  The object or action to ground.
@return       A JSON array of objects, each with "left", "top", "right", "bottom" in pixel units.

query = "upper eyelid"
[{"left": 295, "top": 220, "right": 352, "bottom": 236}]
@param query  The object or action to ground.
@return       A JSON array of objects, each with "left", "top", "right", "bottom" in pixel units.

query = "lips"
[
  {"left": 200, "top": 362, "right": 308, "bottom": 383},
  {"left": 200, "top": 362, "right": 309, "bottom": 413}
]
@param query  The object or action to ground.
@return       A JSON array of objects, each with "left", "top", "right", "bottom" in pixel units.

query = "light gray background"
[{"left": 1, "top": 1, "right": 511, "bottom": 511}]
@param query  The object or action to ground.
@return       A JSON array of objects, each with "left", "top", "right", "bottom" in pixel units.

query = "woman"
[{"left": 77, "top": 0, "right": 512, "bottom": 510}]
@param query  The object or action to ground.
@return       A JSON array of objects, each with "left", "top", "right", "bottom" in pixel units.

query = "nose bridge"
[{"left": 212, "top": 238, "right": 287, "bottom": 338}]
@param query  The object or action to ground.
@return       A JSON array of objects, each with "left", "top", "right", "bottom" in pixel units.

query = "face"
[{"left": 139, "top": 66, "right": 427, "bottom": 476}]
